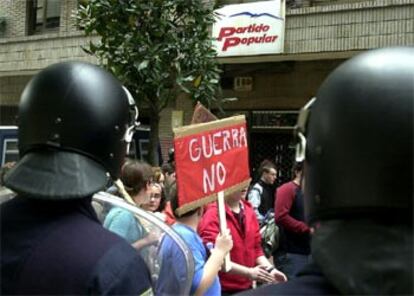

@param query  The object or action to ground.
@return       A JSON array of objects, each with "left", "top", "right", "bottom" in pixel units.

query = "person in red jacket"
[
  {"left": 274, "top": 161, "right": 311, "bottom": 279},
  {"left": 198, "top": 188, "right": 287, "bottom": 294}
]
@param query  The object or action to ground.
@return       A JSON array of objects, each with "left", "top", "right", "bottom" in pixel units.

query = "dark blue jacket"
[{"left": 1, "top": 196, "right": 152, "bottom": 295}]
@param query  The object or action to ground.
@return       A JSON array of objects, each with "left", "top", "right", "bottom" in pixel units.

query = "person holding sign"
[
  {"left": 159, "top": 183, "right": 233, "bottom": 295},
  {"left": 199, "top": 188, "right": 287, "bottom": 294},
  {"left": 173, "top": 114, "right": 285, "bottom": 294}
]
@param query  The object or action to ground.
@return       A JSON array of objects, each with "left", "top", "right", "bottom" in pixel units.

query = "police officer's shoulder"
[{"left": 88, "top": 233, "right": 152, "bottom": 295}]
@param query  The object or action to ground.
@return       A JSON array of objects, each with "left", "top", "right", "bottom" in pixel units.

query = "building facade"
[{"left": 0, "top": 0, "right": 413, "bottom": 177}]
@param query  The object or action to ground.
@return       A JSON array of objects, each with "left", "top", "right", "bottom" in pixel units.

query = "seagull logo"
[{"left": 229, "top": 12, "right": 284, "bottom": 21}]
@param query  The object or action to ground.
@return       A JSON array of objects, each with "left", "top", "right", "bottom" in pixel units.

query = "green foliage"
[
  {"left": 76, "top": 0, "right": 222, "bottom": 113},
  {"left": 76, "top": 0, "right": 222, "bottom": 164}
]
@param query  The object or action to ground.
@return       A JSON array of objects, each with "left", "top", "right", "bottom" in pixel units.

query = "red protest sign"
[{"left": 173, "top": 115, "right": 251, "bottom": 215}]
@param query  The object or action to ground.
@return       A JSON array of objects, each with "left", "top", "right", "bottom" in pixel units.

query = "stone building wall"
[
  {"left": 286, "top": 0, "right": 414, "bottom": 54},
  {"left": 0, "top": 0, "right": 27, "bottom": 38},
  {"left": 1, "top": 0, "right": 412, "bottom": 76}
]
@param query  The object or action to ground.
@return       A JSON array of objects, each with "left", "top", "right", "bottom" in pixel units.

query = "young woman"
[
  {"left": 104, "top": 159, "right": 156, "bottom": 250},
  {"left": 142, "top": 182, "right": 167, "bottom": 221}
]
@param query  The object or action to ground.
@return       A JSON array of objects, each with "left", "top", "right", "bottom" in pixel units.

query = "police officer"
[
  {"left": 240, "top": 47, "right": 413, "bottom": 295},
  {"left": 1, "top": 62, "right": 153, "bottom": 295}
]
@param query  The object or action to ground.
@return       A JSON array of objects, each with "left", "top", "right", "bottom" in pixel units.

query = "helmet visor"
[
  {"left": 294, "top": 97, "right": 316, "bottom": 162},
  {"left": 122, "top": 87, "right": 140, "bottom": 154}
]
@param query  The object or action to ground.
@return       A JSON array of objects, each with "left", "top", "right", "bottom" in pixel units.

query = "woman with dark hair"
[
  {"left": 120, "top": 159, "right": 154, "bottom": 206},
  {"left": 103, "top": 159, "right": 156, "bottom": 250}
]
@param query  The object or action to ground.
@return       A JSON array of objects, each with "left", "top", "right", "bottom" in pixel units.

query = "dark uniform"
[
  {"left": 1, "top": 62, "right": 153, "bottom": 295},
  {"left": 239, "top": 47, "right": 413, "bottom": 295},
  {"left": 1, "top": 196, "right": 152, "bottom": 294}
]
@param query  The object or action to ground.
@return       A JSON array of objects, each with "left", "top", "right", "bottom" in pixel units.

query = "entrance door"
[
  {"left": 249, "top": 131, "right": 296, "bottom": 187},
  {"left": 219, "top": 109, "right": 299, "bottom": 187},
  {"left": 248, "top": 110, "right": 299, "bottom": 187}
]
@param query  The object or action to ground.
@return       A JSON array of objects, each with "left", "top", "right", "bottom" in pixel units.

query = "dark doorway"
[
  {"left": 249, "top": 131, "right": 296, "bottom": 187},
  {"left": 220, "top": 109, "right": 298, "bottom": 187}
]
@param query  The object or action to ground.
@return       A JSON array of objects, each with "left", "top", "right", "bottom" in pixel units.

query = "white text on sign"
[{"left": 188, "top": 126, "right": 247, "bottom": 194}]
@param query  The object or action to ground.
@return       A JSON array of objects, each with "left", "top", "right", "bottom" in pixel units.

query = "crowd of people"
[
  {"left": 101, "top": 153, "right": 312, "bottom": 293},
  {"left": 0, "top": 47, "right": 412, "bottom": 295},
  {"left": 94, "top": 153, "right": 288, "bottom": 295}
]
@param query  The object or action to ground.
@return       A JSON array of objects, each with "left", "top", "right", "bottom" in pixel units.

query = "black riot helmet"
[
  {"left": 296, "top": 47, "right": 413, "bottom": 223},
  {"left": 4, "top": 62, "right": 139, "bottom": 199}
]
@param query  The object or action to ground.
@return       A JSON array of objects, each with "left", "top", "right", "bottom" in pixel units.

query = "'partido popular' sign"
[
  {"left": 173, "top": 115, "right": 251, "bottom": 215},
  {"left": 212, "top": 0, "right": 285, "bottom": 57}
]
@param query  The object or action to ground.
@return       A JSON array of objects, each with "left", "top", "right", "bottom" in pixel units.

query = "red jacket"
[
  {"left": 198, "top": 200, "right": 264, "bottom": 292},
  {"left": 275, "top": 181, "right": 309, "bottom": 233},
  {"left": 162, "top": 201, "right": 176, "bottom": 226}
]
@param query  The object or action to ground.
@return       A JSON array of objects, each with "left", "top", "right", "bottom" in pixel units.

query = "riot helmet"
[
  {"left": 4, "top": 62, "right": 138, "bottom": 199},
  {"left": 295, "top": 47, "right": 413, "bottom": 223}
]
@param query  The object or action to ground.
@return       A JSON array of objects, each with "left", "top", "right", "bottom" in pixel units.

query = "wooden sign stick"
[{"left": 217, "top": 191, "right": 232, "bottom": 272}]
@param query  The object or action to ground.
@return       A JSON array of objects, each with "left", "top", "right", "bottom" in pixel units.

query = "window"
[
  {"left": 27, "top": 0, "right": 61, "bottom": 35},
  {"left": 138, "top": 139, "right": 150, "bottom": 162},
  {"left": 2, "top": 139, "right": 18, "bottom": 166}
]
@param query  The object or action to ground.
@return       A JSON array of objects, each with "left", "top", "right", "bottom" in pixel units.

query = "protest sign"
[
  {"left": 191, "top": 101, "right": 218, "bottom": 124},
  {"left": 173, "top": 115, "right": 251, "bottom": 216}
]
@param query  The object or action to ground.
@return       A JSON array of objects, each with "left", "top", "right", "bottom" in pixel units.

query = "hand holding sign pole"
[
  {"left": 173, "top": 112, "right": 251, "bottom": 272},
  {"left": 192, "top": 103, "right": 232, "bottom": 271}
]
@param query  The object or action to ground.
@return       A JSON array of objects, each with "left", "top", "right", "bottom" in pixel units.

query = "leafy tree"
[{"left": 76, "top": 0, "right": 222, "bottom": 165}]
